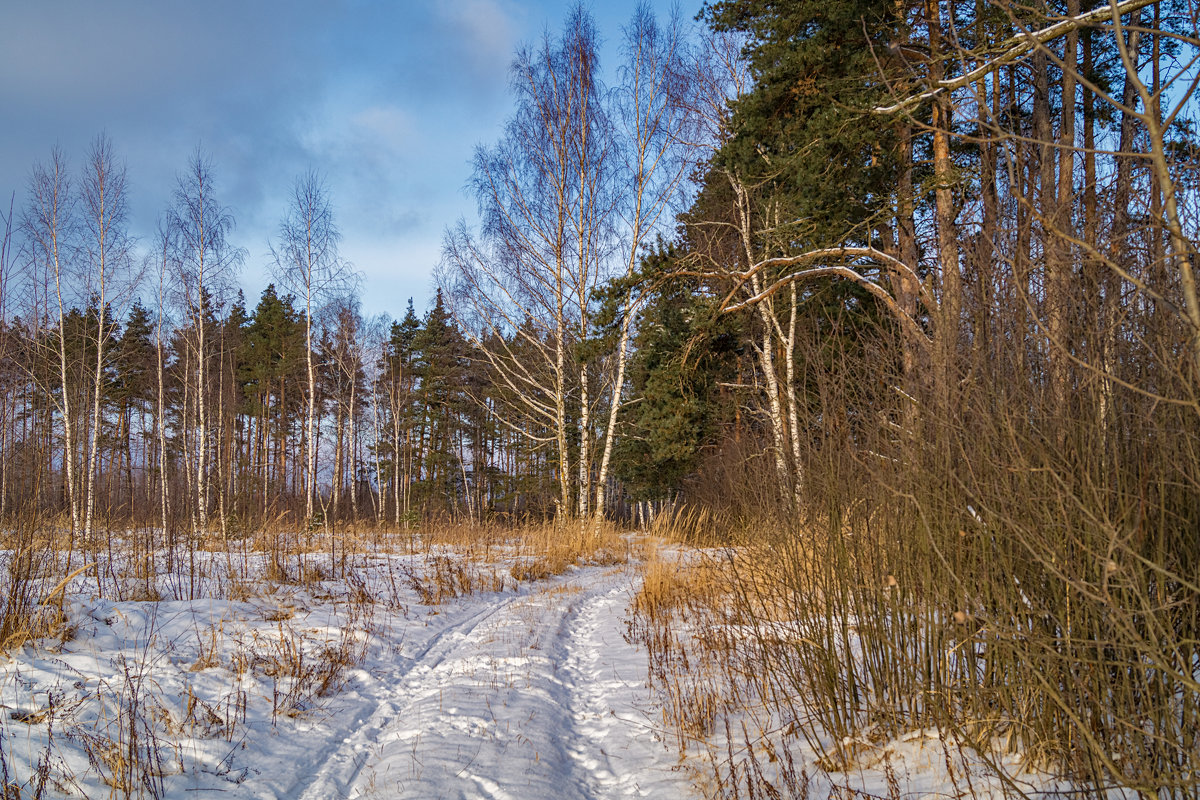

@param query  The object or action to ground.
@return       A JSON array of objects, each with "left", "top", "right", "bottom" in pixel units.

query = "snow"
[
  {"left": 1, "top": 547, "right": 693, "bottom": 799},
  {"left": 294, "top": 568, "right": 685, "bottom": 799},
  {"left": 1, "top": 539, "right": 1123, "bottom": 799},
  {"left": 626, "top": 545, "right": 1125, "bottom": 800}
]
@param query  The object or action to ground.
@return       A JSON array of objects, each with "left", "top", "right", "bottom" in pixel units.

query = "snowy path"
[
  {"left": 0, "top": 554, "right": 696, "bottom": 800},
  {"left": 289, "top": 564, "right": 692, "bottom": 800}
]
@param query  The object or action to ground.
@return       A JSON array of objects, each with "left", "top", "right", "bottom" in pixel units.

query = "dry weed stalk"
[{"left": 0, "top": 518, "right": 81, "bottom": 654}]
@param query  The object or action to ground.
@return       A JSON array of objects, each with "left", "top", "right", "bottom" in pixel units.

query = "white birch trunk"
[
  {"left": 305, "top": 299, "right": 316, "bottom": 522},
  {"left": 594, "top": 292, "right": 634, "bottom": 517}
]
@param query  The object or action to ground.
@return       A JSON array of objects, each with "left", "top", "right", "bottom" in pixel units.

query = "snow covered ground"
[
  {"left": 1, "top": 546, "right": 695, "bottom": 799},
  {"left": 1, "top": 539, "right": 1115, "bottom": 799}
]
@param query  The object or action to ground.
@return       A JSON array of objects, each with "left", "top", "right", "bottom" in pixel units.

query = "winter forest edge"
[{"left": 2, "top": 0, "right": 1199, "bottom": 797}]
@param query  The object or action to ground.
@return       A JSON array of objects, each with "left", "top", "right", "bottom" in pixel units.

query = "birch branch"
[
  {"left": 718, "top": 246, "right": 930, "bottom": 310},
  {"left": 722, "top": 265, "right": 931, "bottom": 346}
]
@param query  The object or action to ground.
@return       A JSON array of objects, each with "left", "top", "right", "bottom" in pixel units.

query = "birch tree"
[
  {"left": 362, "top": 312, "right": 391, "bottom": 524},
  {"left": 321, "top": 294, "right": 365, "bottom": 522},
  {"left": 151, "top": 221, "right": 174, "bottom": 560},
  {"left": 23, "top": 148, "right": 82, "bottom": 543},
  {"left": 0, "top": 196, "right": 13, "bottom": 519},
  {"left": 79, "top": 134, "right": 138, "bottom": 542},
  {"left": 442, "top": 4, "right": 703, "bottom": 519},
  {"left": 440, "top": 5, "right": 612, "bottom": 518},
  {"left": 168, "top": 148, "right": 242, "bottom": 536},
  {"left": 593, "top": 6, "right": 700, "bottom": 516},
  {"left": 271, "top": 170, "right": 355, "bottom": 524}
]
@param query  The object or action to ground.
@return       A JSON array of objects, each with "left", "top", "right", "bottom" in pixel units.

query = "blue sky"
[{"left": 0, "top": 0, "right": 703, "bottom": 321}]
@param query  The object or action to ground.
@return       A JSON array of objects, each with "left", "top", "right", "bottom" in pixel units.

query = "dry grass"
[
  {"left": 627, "top": 516, "right": 1013, "bottom": 796},
  {"left": 630, "top": 484, "right": 1200, "bottom": 799},
  {"left": 508, "top": 520, "right": 629, "bottom": 582},
  {"left": 419, "top": 519, "right": 510, "bottom": 558},
  {"left": 645, "top": 504, "right": 729, "bottom": 546},
  {"left": 402, "top": 554, "right": 511, "bottom": 603},
  {"left": 0, "top": 518, "right": 636, "bottom": 661},
  {"left": 632, "top": 544, "right": 727, "bottom": 622},
  {"left": 0, "top": 515, "right": 641, "bottom": 799},
  {"left": 0, "top": 520, "right": 81, "bottom": 655},
  {"left": 626, "top": 540, "right": 743, "bottom": 755}
]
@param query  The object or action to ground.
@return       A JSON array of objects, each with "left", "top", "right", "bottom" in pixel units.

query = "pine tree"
[
  {"left": 378, "top": 299, "right": 421, "bottom": 526},
  {"left": 239, "top": 285, "right": 304, "bottom": 515},
  {"left": 705, "top": 0, "right": 905, "bottom": 244},
  {"left": 113, "top": 300, "right": 156, "bottom": 512}
]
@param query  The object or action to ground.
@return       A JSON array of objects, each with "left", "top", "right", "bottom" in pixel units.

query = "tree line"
[
  {"left": 0, "top": 200, "right": 590, "bottom": 538},
  {"left": 0, "top": 139, "right": 596, "bottom": 542},
  {"left": 1, "top": 0, "right": 1196, "bottom": 540}
]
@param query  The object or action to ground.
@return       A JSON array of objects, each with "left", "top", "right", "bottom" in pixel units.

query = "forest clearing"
[{"left": 2, "top": 0, "right": 1199, "bottom": 796}]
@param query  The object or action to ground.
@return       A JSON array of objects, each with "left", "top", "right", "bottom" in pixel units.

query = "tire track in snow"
[
  {"left": 561, "top": 582, "right": 628, "bottom": 795},
  {"left": 294, "top": 590, "right": 527, "bottom": 800},
  {"left": 561, "top": 577, "right": 690, "bottom": 799},
  {"left": 295, "top": 565, "right": 693, "bottom": 800}
]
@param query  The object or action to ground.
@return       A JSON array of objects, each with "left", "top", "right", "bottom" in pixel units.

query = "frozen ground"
[{"left": 1, "top": 548, "right": 695, "bottom": 799}]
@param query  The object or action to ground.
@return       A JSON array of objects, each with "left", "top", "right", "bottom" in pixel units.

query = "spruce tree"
[
  {"left": 413, "top": 289, "right": 470, "bottom": 514},
  {"left": 612, "top": 246, "right": 741, "bottom": 500}
]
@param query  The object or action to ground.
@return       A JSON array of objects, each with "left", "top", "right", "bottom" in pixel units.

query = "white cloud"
[
  {"left": 351, "top": 105, "right": 415, "bottom": 154},
  {"left": 437, "top": 0, "right": 520, "bottom": 76}
]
